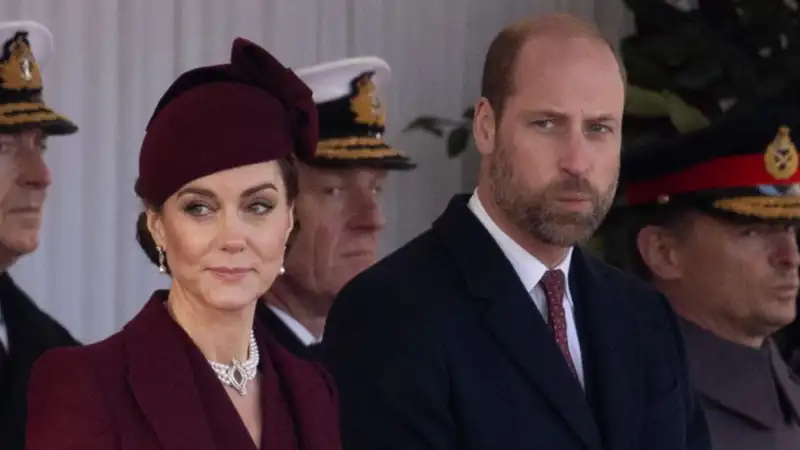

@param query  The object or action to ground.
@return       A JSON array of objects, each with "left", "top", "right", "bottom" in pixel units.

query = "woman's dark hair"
[{"left": 136, "top": 156, "right": 299, "bottom": 273}]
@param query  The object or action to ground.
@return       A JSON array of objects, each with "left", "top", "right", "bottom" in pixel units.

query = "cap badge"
[
  {"left": 20, "top": 56, "right": 32, "bottom": 81},
  {"left": 765, "top": 125, "right": 798, "bottom": 180},
  {"left": 0, "top": 32, "right": 42, "bottom": 90},
  {"left": 350, "top": 72, "right": 385, "bottom": 127}
]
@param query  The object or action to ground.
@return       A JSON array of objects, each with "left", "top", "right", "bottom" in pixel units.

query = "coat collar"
[
  {"left": 266, "top": 304, "right": 319, "bottom": 346},
  {"left": 680, "top": 318, "right": 800, "bottom": 428},
  {"left": 256, "top": 300, "right": 320, "bottom": 360},
  {"left": 433, "top": 194, "right": 639, "bottom": 450},
  {"left": 466, "top": 190, "right": 575, "bottom": 294},
  {"left": 0, "top": 272, "right": 78, "bottom": 356},
  {"left": 122, "top": 291, "right": 340, "bottom": 450},
  {"left": 123, "top": 290, "right": 219, "bottom": 450}
]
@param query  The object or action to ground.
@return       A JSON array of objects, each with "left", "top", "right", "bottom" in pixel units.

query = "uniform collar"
[
  {"left": 267, "top": 304, "right": 321, "bottom": 346},
  {"left": 680, "top": 317, "right": 800, "bottom": 427}
]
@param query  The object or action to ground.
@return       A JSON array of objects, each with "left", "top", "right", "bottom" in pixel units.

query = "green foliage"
[
  {"left": 622, "top": 0, "right": 800, "bottom": 121},
  {"left": 621, "top": 85, "right": 710, "bottom": 149},
  {"left": 405, "top": 1, "right": 800, "bottom": 155}
]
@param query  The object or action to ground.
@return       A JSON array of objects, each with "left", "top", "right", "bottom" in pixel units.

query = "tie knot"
[
  {"left": 541, "top": 269, "right": 564, "bottom": 287},
  {"left": 540, "top": 270, "right": 565, "bottom": 301}
]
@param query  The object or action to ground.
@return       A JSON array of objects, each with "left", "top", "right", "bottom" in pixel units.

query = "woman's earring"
[
  {"left": 279, "top": 266, "right": 286, "bottom": 275},
  {"left": 157, "top": 247, "right": 166, "bottom": 274}
]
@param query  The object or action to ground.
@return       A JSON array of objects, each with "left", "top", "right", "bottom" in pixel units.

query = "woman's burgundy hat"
[{"left": 134, "top": 37, "right": 318, "bottom": 206}]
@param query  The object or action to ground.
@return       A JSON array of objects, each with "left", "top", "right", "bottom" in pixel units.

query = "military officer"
[
  {"left": 258, "top": 57, "right": 415, "bottom": 360},
  {"left": 614, "top": 105, "right": 800, "bottom": 449}
]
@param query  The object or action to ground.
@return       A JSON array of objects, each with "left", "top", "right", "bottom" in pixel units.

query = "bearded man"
[{"left": 321, "top": 12, "right": 710, "bottom": 450}]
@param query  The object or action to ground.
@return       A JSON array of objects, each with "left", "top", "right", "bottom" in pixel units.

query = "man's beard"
[{"left": 488, "top": 143, "right": 617, "bottom": 247}]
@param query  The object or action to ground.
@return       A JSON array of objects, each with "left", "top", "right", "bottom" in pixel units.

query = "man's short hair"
[{"left": 480, "top": 13, "right": 623, "bottom": 120}]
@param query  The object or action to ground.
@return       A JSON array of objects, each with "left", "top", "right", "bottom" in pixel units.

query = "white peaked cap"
[
  {"left": 0, "top": 21, "right": 54, "bottom": 70},
  {"left": 294, "top": 56, "right": 390, "bottom": 104}
]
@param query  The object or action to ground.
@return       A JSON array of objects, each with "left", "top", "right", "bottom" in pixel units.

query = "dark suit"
[
  {"left": 256, "top": 300, "right": 322, "bottom": 361},
  {"left": 323, "top": 195, "right": 710, "bottom": 450},
  {"left": 0, "top": 273, "right": 79, "bottom": 450},
  {"left": 26, "top": 290, "right": 340, "bottom": 450}
]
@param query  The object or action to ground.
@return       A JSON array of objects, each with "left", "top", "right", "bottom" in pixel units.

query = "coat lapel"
[
  {"left": 434, "top": 195, "right": 602, "bottom": 450},
  {"left": 570, "top": 254, "right": 642, "bottom": 450},
  {"left": 0, "top": 273, "right": 79, "bottom": 445},
  {"left": 258, "top": 324, "right": 341, "bottom": 450},
  {"left": 123, "top": 291, "right": 217, "bottom": 450}
]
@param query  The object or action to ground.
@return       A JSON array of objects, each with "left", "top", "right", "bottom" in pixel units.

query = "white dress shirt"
[
  {"left": 468, "top": 191, "right": 585, "bottom": 386},
  {"left": 267, "top": 304, "right": 322, "bottom": 346}
]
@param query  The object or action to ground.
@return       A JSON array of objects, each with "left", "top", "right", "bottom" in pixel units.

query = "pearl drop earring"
[{"left": 157, "top": 247, "right": 167, "bottom": 274}]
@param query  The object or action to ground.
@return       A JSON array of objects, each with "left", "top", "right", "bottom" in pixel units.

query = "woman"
[{"left": 25, "top": 38, "right": 340, "bottom": 450}]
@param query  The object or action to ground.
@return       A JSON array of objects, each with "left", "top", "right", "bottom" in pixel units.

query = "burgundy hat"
[{"left": 134, "top": 37, "right": 318, "bottom": 206}]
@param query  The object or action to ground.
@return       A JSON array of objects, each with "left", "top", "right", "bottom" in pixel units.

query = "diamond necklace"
[{"left": 207, "top": 329, "right": 259, "bottom": 396}]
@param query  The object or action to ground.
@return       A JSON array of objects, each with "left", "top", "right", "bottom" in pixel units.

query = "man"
[
  {"left": 258, "top": 57, "right": 415, "bottom": 360},
  {"left": 0, "top": 21, "right": 80, "bottom": 450},
  {"left": 322, "top": 13, "right": 709, "bottom": 450},
  {"left": 616, "top": 105, "right": 800, "bottom": 449}
]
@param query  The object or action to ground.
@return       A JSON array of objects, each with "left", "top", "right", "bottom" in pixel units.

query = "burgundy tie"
[{"left": 540, "top": 270, "right": 577, "bottom": 377}]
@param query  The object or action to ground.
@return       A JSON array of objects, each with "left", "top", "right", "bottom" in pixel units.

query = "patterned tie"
[{"left": 540, "top": 270, "right": 577, "bottom": 377}]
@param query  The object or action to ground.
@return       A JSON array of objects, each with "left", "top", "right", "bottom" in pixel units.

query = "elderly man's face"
[
  {"left": 0, "top": 129, "right": 51, "bottom": 259},
  {"left": 283, "top": 164, "right": 387, "bottom": 309}
]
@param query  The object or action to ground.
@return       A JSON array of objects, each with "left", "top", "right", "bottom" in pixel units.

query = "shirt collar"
[
  {"left": 267, "top": 305, "right": 321, "bottom": 346},
  {"left": 468, "top": 189, "right": 573, "bottom": 293}
]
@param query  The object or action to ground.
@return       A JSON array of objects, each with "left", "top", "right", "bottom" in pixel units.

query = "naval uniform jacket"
[{"left": 0, "top": 272, "right": 79, "bottom": 450}]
